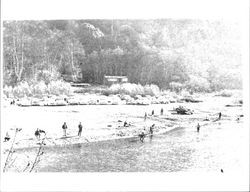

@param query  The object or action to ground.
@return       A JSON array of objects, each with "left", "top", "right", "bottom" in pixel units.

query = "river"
[{"left": 19, "top": 118, "right": 246, "bottom": 172}]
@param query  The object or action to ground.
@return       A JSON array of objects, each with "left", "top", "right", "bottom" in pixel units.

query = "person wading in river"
[
  {"left": 35, "top": 128, "right": 41, "bottom": 139},
  {"left": 78, "top": 122, "right": 83, "bottom": 137},
  {"left": 197, "top": 123, "right": 200, "bottom": 133},
  {"left": 218, "top": 112, "right": 222, "bottom": 120},
  {"left": 62, "top": 122, "right": 68, "bottom": 137},
  {"left": 144, "top": 112, "right": 147, "bottom": 121},
  {"left": 160, "top": 108, "right": 164, "bottom": 115},
  {"left": 152, "top": 110, "right": 154, "bottom": 116},
  {"left": 149, "top": 124, "right": 155, "bottom": 135},
  {"left": 139, "top": 131, "right": 146, "bottom": 142}
]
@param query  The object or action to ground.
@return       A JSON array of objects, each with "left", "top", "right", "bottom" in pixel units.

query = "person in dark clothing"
[
  {"left": 78, "top": 122, "right": 82, "bottom": 137},
  {"left": 218, "top": 112, "right": 222, "bottom": 120},
  {"left": 4, "top": 132, "right": 10, "bottom": 142},
  {"left": 139, "top": 131, "right": 146, "bottom": 142},
  {"left": 197, "top": 123, "right": 200, "bottom": 133},
  {"left": 35, "top": 128, "right": 40, "bottom": 139},
  {"left": 152, "top": 110, "right": 154, "bottom": 116},
  {"left": 149, "top": 124, "right": 155, "bottom": 135},
  {"left": 124, "top": 121, "right": 128, "bottom": 127},
  {"left": 62, "top": 122, "right": 68, "bottom": 137},
  {"left": 160, "top": 108, "right": 163, "bottom": 115},
  {"left": 144, "top": 112, "right": 147, "bottom": 121}
]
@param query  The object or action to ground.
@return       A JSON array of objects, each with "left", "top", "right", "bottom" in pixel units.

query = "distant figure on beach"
[
  {"left": 62, "top": 122, "right": 68, "bottom": 137},
  {"left": 149, "top": 124, "right": 155, "bottom": 135},
  {"left": 144, "top": 112, "right": 147, "bottom": 121},
  {"left": 4, "top": 132, "right": 10, "bottom": 142},
  {"left": 35, "top": 128, "right": 41, "bottom": 139},
  {"left": 10, "top": 100, "right": 15, "bottom": 105},
  {"left": 160, "top": 108, "right": 163, "bottom": 115},
  {"left": 218, "top": 112, "right": 222, "bottom": 120},
  {"left": 152, "top": 110, "right": 154, "bottom": 116},
  {"left": 197, "top": 123, "right": 200, "bottom": 133},
  {"left": 124, "top": 121, "right": 128, "bottom": 127},
  {"left": 139, "top": 131, "right": 146, "bottom": 142},
  {"left": 78, "top": 122, "right": 82, "bottom": 137},
  {"left": 64, "top": 98, "right": 68, "bottom": 103},
  {"left": 221, "top": 169, "right": 224, "bottom": 173}
]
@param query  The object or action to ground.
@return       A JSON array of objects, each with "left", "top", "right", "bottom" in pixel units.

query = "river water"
[{"left": 32, "top": 119, "right": 246, "bottom": 172}]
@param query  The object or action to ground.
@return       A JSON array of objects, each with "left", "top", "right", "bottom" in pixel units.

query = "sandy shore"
[{"left": 2, "top": 94, "right": 242, "bottom": 151}]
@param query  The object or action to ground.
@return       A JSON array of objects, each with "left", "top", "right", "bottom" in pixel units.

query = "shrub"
[
  {"left": 3, "top": 85, "right": 13, "bottom": 98},
  {"left": 47, "top": 80, "right": 72, "bottom": 96},
  {"left": 144, "top": 84, "right": 160, "bottom": 96},
  {"left": 12, "top": 82, "right": 32, "bottom": 98},
  {"left": 184, "top": 75, "right": 210, "bottom": 92},
  {"left": 3, "top": 80, "right": 72, "bottom": 98},
  {"left": 31, "top": 81, "right": 48, "bottom": 96},
  {"left": 106, "top": 83, "right": 160, "bottom": 97},
  {"left": 169, "top": 82, "right": 183, "bottom": 93}
]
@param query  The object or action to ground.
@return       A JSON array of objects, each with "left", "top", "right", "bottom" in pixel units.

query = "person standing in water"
[
  {"left": 152, "top": 110, "right": 154, "bottom": 116},
  {"left": 62, "top": 122, "right": 68, "bottom": 137},
  {"left": 144, "top": 112, "right": 147, "bottom": 121},
  {"left": 139, "top": 131, "right": 146, "bottom": 142},
  {"left": 149, "top": 124, "right": 155, "bottom": 135},
  {"left": 218, "top": 112, "right": 222, "bottom": 120},
  {"left": 35, "top": 128, "right": 41, "bottom": 139},
  {"left": 197, "top": 123, "right": 200, "bottom": 133},
  {"left": 78, "top": 122, "right": 83, "bottom": 137},
  {"left": 160, "top": 108, "right": 163, "bottom": 115}
]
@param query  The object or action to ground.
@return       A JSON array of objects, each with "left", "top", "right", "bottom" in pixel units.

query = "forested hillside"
[{"left": 3, "top": 19, "right": 242, "bottom": 91}]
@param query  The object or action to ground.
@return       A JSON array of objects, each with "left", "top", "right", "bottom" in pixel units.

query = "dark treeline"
[{"left": 3, "top": 19, "right": 242, "bottom": 91}]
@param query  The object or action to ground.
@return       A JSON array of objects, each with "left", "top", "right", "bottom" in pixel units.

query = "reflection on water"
[{"left": 24, "top": 120, "right": 245, "bottom": 172}]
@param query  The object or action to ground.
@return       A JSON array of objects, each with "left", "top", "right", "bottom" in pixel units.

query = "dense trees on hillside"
[{"left": 3, "top": 19, "right": 242, "bottom": 91}]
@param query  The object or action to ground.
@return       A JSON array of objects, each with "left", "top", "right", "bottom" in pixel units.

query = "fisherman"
[
  {"left": 139, "top": 131, "right": 146, "bottom": 142},
  {"left": 218, "top": 112, "right": 222, "bottom": 120},
  {"left": 62, "top": 122, "right": 68, "bottom": 137},
  {"left": 144, "top": 112, "right": 147, "bottom": 121},
  {"left": 160, "top": 108, "right": 163, "bottom": 115},
  {"left": 35, "top": 128, "right": 41, "bottom": 139},
  {"left": 152, "top": 110, "right": 154, "bottom": 116},
  {"left": 149, "top": 124, "right": 155, "bottom": 135},
  {"left": 197, "top": 123, "right": 200, "bottom": 133},
  {"left": 78, "top": 122, "right": 83, "bottom": 137},
  {"left": 4, "top": 132, "right": 10, "bottom": 142}
]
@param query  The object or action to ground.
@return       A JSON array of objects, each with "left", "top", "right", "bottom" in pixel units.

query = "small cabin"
[{"left": 103, "top": 75, "right": 128, "bottom": 85}]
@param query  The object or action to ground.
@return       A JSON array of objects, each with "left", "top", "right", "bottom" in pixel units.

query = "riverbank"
[
  {"left": 2, "top": 92, "right": 244, "bottom": 171},
  {"left": 2, "top": 93, "right": 242, "bottom": 150}
]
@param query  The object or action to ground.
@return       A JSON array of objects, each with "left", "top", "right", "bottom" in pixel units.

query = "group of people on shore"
[
  {"left": 32, "top": 122, "right": 83, "bottom": 140},
  {"left": 144, "top": 108, "right": 164, "bottom": 121},
  {"left": 61, "top": 122, "right": 83, "bottom": 137},
  {"left": 3, "top": 108, "right": 224, "bottom": 144}
]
